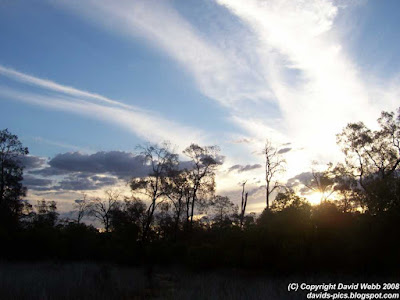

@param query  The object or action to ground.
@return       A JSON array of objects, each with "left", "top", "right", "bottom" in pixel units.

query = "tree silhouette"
[
  {"left": 304, "top": 163, "right": 335, "bottom": 202},
  {"left": 264, "top": 140, "right": 285, "bottom": 210},
  {"left": 164, "top": 169, "right": 190, "bottom": 238},
  {"left": 73, "top": 193, "right": 90, "bottom": 224},
  {"left": 130, "top": 142, "right": 178, "bottom": 241},
  {"left": 34, "top": 200, "right": 59, "bottom": 227},
  {"left": 0, "top": 129, "right": 29, "bottom": 227},
  {"left": 239, "top": 181, "right": 248, "bottom": 229},
  {"left": 337, "top": 108, "right": 400, "bottom": 214},
  {"left": 210, "top": 195, "right": 237, "bottom": 227},
  {"left": 183, "top": 144, "right": 221, "bottom": 229},
  {"left": 88, "top": 190, "right": 121, "bottom": 232}
]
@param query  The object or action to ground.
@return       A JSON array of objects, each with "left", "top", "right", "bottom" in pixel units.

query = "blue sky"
[{"left": 1, "top": 0, "right": 400, "bottom": 211}]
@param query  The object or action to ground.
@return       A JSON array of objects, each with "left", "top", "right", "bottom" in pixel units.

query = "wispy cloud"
[
  {"left": 216, "top": 0, "right": 400, "bottom": 167},
  {"left": 0, "top": 67, "right": 204, "bottom": 148},
  {"left": 51, "top": 0, "right": 400, "bottom": 165},
  {"left": 0, "top": 65, "right": 133, "bottom": 110},
  {"left": 50, "top": 0, "right": 272, "bottom": 108}
]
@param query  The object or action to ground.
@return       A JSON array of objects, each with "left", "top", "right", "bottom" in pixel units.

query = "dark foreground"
[{"left": 0, "top": 262, "right": 398, "bottom": 300}]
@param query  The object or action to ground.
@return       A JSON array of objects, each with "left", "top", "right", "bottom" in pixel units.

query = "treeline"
[{"left": 0, "top": 108, "right": 399, "bottom": 275}]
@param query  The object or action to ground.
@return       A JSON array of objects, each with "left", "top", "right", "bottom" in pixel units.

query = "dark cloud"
[
  {"left": 53, "top": 174, "right": 119, "bottom": 191},
  {"left": 19, "top": 155, "right": 47, "bottom": 169},
  {"left": 286, "top": 172, "right": 313, "bottom": 187},
  {"left": 229, "top": 164, "right": 262, "bottom": 173},
  {"left": 277, "top": 147, "right": 292, "bottom": 154},
  {"left": 23, "top": 175, "right": 53, "bottom": 188},
  {"left": 25, "top": 150, "right": 226, "bottom": 192},
  {"left": 34, "top": 151, "right": 150, "bottom": 179},
  {"left": 30, "top": 167, "right": 69, "bottom": 176}
]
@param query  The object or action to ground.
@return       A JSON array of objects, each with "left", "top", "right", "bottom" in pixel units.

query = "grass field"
[{"left": 0, "top": 262, "right": 398, "bottom": 299}]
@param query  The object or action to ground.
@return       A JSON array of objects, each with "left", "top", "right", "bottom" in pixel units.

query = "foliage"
[
  {"left": 0, "top": 129, "right": 29, "bottom": 227},
  {"left": 336, "top": 108, "right": 400, "bottom": 214}
]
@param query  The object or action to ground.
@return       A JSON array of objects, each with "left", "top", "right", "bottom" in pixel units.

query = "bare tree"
[
  {"left": 130, "top": 142, "right": 178, "bottom": 241},
  {"left": 264, "top": 140, "right": 285, "bottom": 210},
  {"left": 89, "top": 190, "right": 121, "bottom": 232},
  {"left": 239, "top": 181, "right": 248, "bottom": 229},
  {"left": 73, "top": 193, "right": 90, "bottom": 224}
]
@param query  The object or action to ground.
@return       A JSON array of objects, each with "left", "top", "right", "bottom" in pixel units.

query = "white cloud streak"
[
  {"left": 51, "top": 0, "right": 400, "bottom": 180},
  {"left": 217, "top": 0, "right": 400, "bottom": 163},
  {"left": 0, "top": 65, "right": 133, "bottom": 110},
  {"left": 50, "top": 0, "right": 272, "bottom": 108},
  {"left": 0, "top": 68, "right": 204, "bottom": 148}
]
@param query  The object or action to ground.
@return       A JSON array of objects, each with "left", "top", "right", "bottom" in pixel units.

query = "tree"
[
  {"left": 0, "top": 129, "right": 29, "bottom": 226},
  {"left": 337, "top": 108, "right": 400, "bottom": 214},
  {"left": 332, "top": 164, "right": 361, "bottom": 213},
  {"left": 239, "top": 181, "right": 248, "bottom": 229},
  {"left": 183, "top": 144, "right": 221, "bottom": 228},
  {"left": 304, "top": 163, "right": 335, "bottom": 203},
  {"left": 34, "top": 199, "right": 59, "bottom": 227},
  {"left": 210, "top": 195, "right": 237, "bottom": 227},
  {"left": 163, "top": 169, "right": 190, "bottom": 238},
  {"left": 130, "top": 142, "right": 178, "bottom": 241},
  {"left": 109, "top": 197, "right": 146, "bottom": 240},
  {"left": 264, "top": 140, "right": 285, "bottom": 210},
  {"left": 271, "top": 189, "right": 311, "bottom": 212},
  {"left": 73, "top": 193, "right": 90, "bottom": 224},
  {"left": 88, "top": 190, "right": 121, "bottom": 232}
]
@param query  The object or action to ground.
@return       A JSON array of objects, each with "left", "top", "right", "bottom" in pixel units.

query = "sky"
[{"left": 1, "top": 0, "right": 400, "bottom": 212}]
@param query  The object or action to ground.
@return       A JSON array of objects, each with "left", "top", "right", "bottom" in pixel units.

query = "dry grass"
[{"left": 0, "top": 262, "right": 397, "bottom": 299}]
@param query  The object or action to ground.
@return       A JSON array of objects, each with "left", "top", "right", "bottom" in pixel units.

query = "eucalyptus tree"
[
  {"left": 210, "top": 195, "right": 237, "bottom": 227},
  {"left": 336, "top": 108, "right": 400, "bottom": 213},
  {"left": 0, "top": 129, "right": 29, "bottom": 226},
  {"left": 130, "top": 142, "right": 178, "bottom": 241},
  {"left": 163, "top": 169, "right": 190, "bottom": 237},
  {"left": 183, "top": 144, "right": 222, "bottom": 228}
]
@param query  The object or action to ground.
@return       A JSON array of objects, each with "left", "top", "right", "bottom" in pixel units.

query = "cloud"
[
  {"left": 53, "top": 174, "right": 119, "bottom": 191},
  {"left": 229, "top": 138, "right": 253, "bottom": 144},
  {"left": 0, "top": 65, "right": 132, "bottom": 109},
  {"left": 34, "top": 151, "right": 150, "bottom": 179},
  {"left": 0, "top": 67, "right": 204, "bottom": 148},
  {"left": 24, "top": 151, "right": 152, "bottom": 192},
  {"left": 19, "top": 155, "right": 47, "bottom": 170},
  {"left": 277, "top": 147, "right": 292, "bottom": 154},
  {"left": 228, "top": 164, "right": 262, "bottom": 173},
  {"left": 216, "top": 0, "right": 390, "bottom": 155},
  {"left": 51, "top": 0, "right": 272, "bottom": 108},
  {"left": 46, "top": 0, "right": 400, "bottom": 178},
  {"left": 23, "top": 175, "right": 53, "bottom": 188},
  {"left": 286, "top": 172, "right": 313, "bottom": 188}
]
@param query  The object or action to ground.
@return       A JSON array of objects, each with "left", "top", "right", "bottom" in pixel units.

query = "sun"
[
  {"left": 305, "top": 191, "right": 339, "bottom": 205},
  {"left": 305, "top": 192, "right": 324, "bottom": 205}
]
